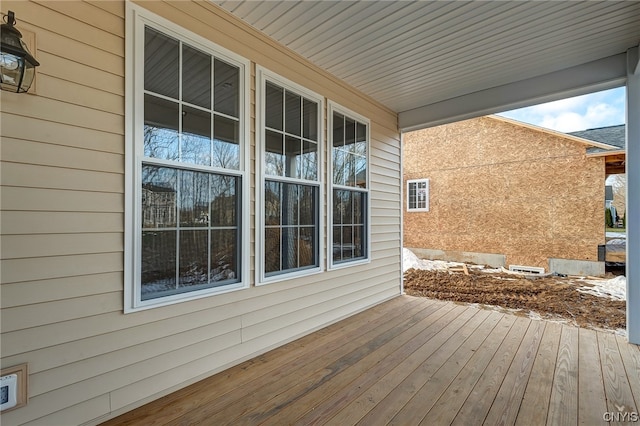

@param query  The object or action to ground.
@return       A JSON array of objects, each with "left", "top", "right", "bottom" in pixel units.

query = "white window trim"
[
  {"left": 327, "top": 101, "right": 371, "bottom": 270},
  {"left": 124, "top": 3, "right": 251, "bottom": 312},
  {"left": 255, "top": 66, "right": 325, "bottom": 285},
  {"left": 406, "top": 178, "right": 430, "bottom": 212}
]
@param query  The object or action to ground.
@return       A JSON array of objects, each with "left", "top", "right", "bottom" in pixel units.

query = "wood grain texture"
[{"left": 97, "top": 297, "right": 639, "bottom": 426}]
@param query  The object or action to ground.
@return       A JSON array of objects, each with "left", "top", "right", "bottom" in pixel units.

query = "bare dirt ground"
[{"left": 404, "top": 268, "right": 626, "bottom": 332}]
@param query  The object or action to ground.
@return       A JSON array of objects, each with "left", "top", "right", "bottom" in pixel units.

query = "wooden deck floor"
[{"left": 102, "top": 296, "right": 640, "bottom": 426}]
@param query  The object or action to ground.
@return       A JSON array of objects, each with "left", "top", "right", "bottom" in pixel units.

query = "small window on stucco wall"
[{"left": 407, "top": 179, "right": 429, "bottom": 212}]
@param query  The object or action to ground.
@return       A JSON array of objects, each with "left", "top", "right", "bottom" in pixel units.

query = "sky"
[{"left": 497, "top": 86, "right": 626, "bottom": 133}]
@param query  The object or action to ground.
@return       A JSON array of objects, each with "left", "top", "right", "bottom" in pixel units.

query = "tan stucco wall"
[{"left": 403, "top": 116, "right": 605, "bottom": 269}]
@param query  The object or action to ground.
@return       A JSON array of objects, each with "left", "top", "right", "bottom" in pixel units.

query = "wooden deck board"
[
  {"left": 547, "top": 325, "right": 579, "bottom": 426},
  {"left": 616, "top": 334, "right": 640, "bottom": 410},
  {"left": 599, "top": 332, "right": 638, "bottom": 414},
  {"left": 577, "top": 328, "right": 608, "bottom": 426},
  {"left": 483, "top": 319, "right": 546, "bottom": 426},
  {"left": 100, "top": 296, "right": 640, "bottom": 426},
  {"left": 515, "top": 321, "right": 562, "bottom": 426},
  {"left": 452, "top": 315, "right": 531, "bottom": 426},
  {"left": 421, "top": 314, "right": 516, "bottom": 425}
]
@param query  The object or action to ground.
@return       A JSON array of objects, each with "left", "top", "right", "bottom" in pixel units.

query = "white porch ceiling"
[{"left": 213, "top": 1, "right": 640, "bottom": 129}]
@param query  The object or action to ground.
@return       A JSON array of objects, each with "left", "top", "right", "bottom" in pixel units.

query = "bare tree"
[{"left": 610, "top": 174, "right": 627, "bottom": 216}]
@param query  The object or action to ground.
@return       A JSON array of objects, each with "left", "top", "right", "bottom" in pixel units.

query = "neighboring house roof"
[
  {"left": 488, "top": 116, "right": 619, "bottom": 150},
  {"left": 569, "top": 125, "right": 626, "bottom": 154},
  {"left": 570, "top": 124, "right": 626, "bottom": 175}
]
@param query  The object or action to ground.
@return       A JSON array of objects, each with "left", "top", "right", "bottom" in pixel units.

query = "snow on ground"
[
  {"left": 606, "top": 231, "right": 626, "bottom": 238},
  {"left": 607, "top": 238, "right": 627, "bottom": 245},
  {"left": 402, "top": 248, "right": 465, "bottom": 273},
  {"left": 579, "top": 275, "right": 626, "bottom": 301}
]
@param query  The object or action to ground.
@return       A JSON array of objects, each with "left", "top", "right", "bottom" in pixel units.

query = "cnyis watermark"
[{"left": 603, "top": 408, "right": 640, "bottom": 423}]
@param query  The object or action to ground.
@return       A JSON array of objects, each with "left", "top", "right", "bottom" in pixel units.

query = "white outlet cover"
[{"left": 0, "top": 374, "right": 18, "bottom": 411}]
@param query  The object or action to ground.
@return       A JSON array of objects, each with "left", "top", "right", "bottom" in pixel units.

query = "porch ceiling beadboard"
[{"left": 215, "top": 1, "right": 640, "bottom": 127}]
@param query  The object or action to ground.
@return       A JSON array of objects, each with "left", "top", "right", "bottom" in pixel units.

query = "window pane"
[
  {"left": 333, "top": 149, "right": 345, "bottom": 186},
  {"left": 213, "top": 115, "right": 240, "bottom": 169},
  {"left": 144, "top": 94, "right": 179, "bottom": 161},
  {"left": 285, "top": 91, "right": 301, "bottom": 136},
  {"left": 141, "top": 230, "right": 176, "bottom": 300},
  {"left": 142, "top": 165, "right": 177, "bottom": 228},
  {"left": 214, "top": 59, "right": 239, "bottom": 117},
  {"left": 345, "top": 118, "right": 356, "bottom": 147},
  {"left": 332, "top": 189, "right": 366, "bottom": 264},
  {"left": 210, "top": 175, "right": 237, "bottom": 226},
  {"left": 342, "top": 226, "right": 354, "bottom": 260},
  {"left": 303, "top": 99, "right": 318, "bottom": 141},
  {"left": 179, "top": 170, "right": 210, "bottom": 227},
  {"left": 182, "top": 106, "right": 211, "bottom": 166},
  {"left": 284, "top": 136, "right": 302, "bottom": 179},
  {"left": 265, "top": 228, "right": 281, "bottom": 273},
  {"left": 145, "top": 27, "right": 179, "bottom": 98},
  {"left": 345, "top": 155, "right": 356, "bottom": 187},
  {"left": 299, "top": 227, "right": 315, "bottom": 267},
  {"left": 333, "top": 112, "right": 344, "bottom": 147},
  {"left": 282, "top": 227, "right": 299, "bottom": 270},
  {"left": 332, "top": 227, "right": 342, "bottom": 262},
  {"left": 333, "top": 190, "right": 343, "bottom": 225},
  {"left": 265, "top": 181, "right": 281, "bottom": 226},
  {"left": 354, "top": 225, "right": 365, "bottom": 258},
  {"left": 179, "top": 230, "right": 209, "bottom": 286},
  {"left": 355, "top": 156, "right": 367, "bottom": 188},
  {"left": 353, "top": 191, "right": 364, "bottom": 224},
  {"left": 299, "top": 185, "right": 315, "bottom": 226},
  {"left": 355, "top": 122, "right": 367, "bottom": 156},
  {"left": 282, "top": 183, "right": 299, "bottom": 226},
  {"left": 301, "top": 141, "right": 317, "bottom": 181},
  {"left": 211, "top": 229, "right": 238, "bottom": 281},
  {"left": 265, "top": 130, "right": 284, "bottom": 176},
  {"left": 265, "top": 82, "right": 283, "bottom": 130},
  {"left": 182, "top": 45, "right": 211, "bottom": 108}
]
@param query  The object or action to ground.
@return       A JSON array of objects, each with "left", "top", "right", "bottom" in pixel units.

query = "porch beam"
[
  {"left": 627, "top": 45, "right": 640, "bottom": 345},
  {"left": 399, "top": 53, "right": 627, "bottom": 132}
]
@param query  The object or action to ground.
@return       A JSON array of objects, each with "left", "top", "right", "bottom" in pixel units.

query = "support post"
[{"left": 626, "top": 45, "right": 640, "bottom": 344}]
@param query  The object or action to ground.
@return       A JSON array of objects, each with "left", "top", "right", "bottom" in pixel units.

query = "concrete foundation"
[
  {"left": 408, "top": 247, "right": 506, "bottom": 268},
  {"left": 549, "top": 258, "right": 605, "bottom": 277}
]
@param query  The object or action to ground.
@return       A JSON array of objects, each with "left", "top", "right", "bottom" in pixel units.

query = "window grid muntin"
[
  {"left": 264, "top": 180, "right": 319, "bottom": 276},
  {"left": 143, "top": 24, "right": 241, "bottom": 171},
  {"left": 407, "top": 179, "right": 429, "bottom": 211},
  {"left": 260, "top": 73, "right": 323, "bottom": 282},
  {"left": 264, "top": 80, "right": 319, "bottom": 182},
  {"left": 140, "top": 165, "right": 241, "bottom": 301},
  {"left": 133, "top": 16, "right": 247, "bottom": 308},
  {"left": 329, "top": 106, "right": 369, "bottom": 267}
]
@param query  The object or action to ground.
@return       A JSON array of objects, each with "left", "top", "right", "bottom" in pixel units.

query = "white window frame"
[
  {"left": 256, "top": 66, "right": 324, "bottom": 285},
  {"left": 327, "top": 102, "right": 371, "bottom": 270},
  {"left": 406, "top": 178, "right": 430, "bottom": 212},
  {"left": 124, "top": 3, "right": 250, "bottom": 312}
]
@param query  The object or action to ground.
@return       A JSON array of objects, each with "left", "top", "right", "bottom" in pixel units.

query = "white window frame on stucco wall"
[{"left": 406, "top": 178, "right": 430, "bottom": 212}]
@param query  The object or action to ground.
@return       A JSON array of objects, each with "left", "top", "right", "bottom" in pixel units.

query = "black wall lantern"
[{"left": 1, "top": 11, "right": 39, "bottom": 93}]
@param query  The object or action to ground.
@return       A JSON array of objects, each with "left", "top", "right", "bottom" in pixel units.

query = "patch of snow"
[
  {"left": 402, "top": 248, "right": 464, "bottom": 272},
  {"left": 579, "top": 275, "right": 626, "bottom": 301},
  {"left": 606, "top": 238, "right": 626, "bottom": 245},
  {"left": 606, "top": 232, "right": 626, "bottom": 238}
]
